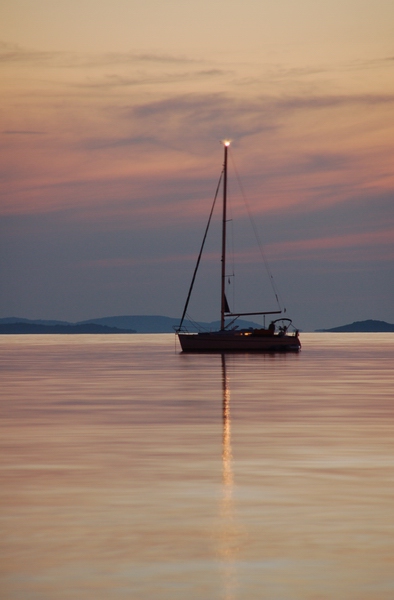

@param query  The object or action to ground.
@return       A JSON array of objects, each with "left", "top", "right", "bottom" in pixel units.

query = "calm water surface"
[{"left": 1, "top": 333, "right": 393, "bottom": 599}]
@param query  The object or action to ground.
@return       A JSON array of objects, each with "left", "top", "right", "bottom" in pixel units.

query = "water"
[{"left": 1, "top": 333, "right": 393, "bottom": 599}]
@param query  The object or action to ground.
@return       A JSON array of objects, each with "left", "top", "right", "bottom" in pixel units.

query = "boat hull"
[{"left": 178, "top": 331, "right": 301, "bottom": 353}]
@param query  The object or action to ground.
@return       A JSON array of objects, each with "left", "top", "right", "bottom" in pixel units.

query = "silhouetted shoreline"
[{"left": 0, "top": 316, "right": 393, "bottom": 334}]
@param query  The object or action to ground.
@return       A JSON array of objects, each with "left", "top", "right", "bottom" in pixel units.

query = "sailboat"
[{"left": 176, "top": 141, "right": 301, "bottom": 352}]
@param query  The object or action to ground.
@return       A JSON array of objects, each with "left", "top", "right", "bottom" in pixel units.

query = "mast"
[{"left": 221, "top": 141, "right": 230, "bottom": 330}]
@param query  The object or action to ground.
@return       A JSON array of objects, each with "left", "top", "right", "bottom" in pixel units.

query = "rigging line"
[
  {"left": 184, "top": 312, "right": 210, "bottom": 332},
  {"left": 177, "top": 171, "right": 223, "bottom": 331},
  {"left": 229, "top": 149, "right": 284, "bottom": 312},
  {"left": 225, "top": 176, "right": 236, "bottom": 311},
  {"left": 229, "top": 216, "right": 236, "bottom": 311}
]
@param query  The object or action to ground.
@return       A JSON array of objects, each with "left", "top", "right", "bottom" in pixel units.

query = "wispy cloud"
[
  {"left": 125, "top": 94, "right": 278, "bottom": 147},
  {"left": 73, "top": 69, "right": 230, "bottom": 90},
  {"left": 274, "top": 92, "right": 394, "bottom": 111},
  {"left": 0, "top": 41, "right": 206, "bottom": 69},
  {"left": 125, "top": 91, "right": 394, "bottom": 138},
  {"left": 268, "top": 228, "right": 394, "bottom": 261},
  {"left": 2, "top": 130, "right": 46, "bottom": 135},
  {"left": 0, "top": 41, "right": 61, "bottom": 64}
]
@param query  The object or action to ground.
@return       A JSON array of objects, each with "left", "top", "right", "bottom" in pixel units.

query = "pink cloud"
[{"left": 268, "top": 229, "right": 394, "bottom": 261}]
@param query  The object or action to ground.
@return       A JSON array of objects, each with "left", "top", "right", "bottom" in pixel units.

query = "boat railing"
[
  {"left": 174, "top": 324, "right": 203, "bottom": 334},
  {"left": 270, "top": 318, "right": 299, "bottom": 337}
]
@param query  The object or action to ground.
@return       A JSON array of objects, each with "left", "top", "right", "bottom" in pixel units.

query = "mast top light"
[{"left": 223, "top": 140, "right": 231, "bottom": 147}]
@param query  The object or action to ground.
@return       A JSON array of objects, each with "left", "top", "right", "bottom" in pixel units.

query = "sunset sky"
[{"left": 1, "top": 0, "right": 393, "bottom": 330}]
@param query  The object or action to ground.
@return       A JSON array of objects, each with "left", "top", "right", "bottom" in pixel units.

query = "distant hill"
[
  {"left": 81, "top": 315, "right": 262, "bottom": 333},
  {"left": 81, "top": 315, "right": 181, "bottom": 333},
  {"left": 317, "top": 320, "right": 394, "bottom": 333},
  {"left": 0, "top": 317, "right": 71, "bottom": 326},
  {"left": 0, "top": 315, "right": 262, "bottom": 334},
  {"left": 0, "top": 320, "right": 135, "bottom": 334},
  {"left": 2, "top": 316, "right": 393, "bottom": 334}
]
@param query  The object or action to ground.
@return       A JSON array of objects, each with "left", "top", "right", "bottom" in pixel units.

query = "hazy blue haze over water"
[{"left": 1, "top": 333, "right": 393, "bottom": 599}]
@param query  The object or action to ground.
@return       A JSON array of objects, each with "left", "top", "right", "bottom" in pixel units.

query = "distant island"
[
  {"left": 316, "top": 320, "right": 394, "bottom": 333},
  {"left": 0, "top": 316, "right": 393, "bottom": 334},
  {"left": 0, "top": 320, "right": 136, "bottom": 334},
  {"left": 0, "top": 315, "right": 263, "bottom": 334}
]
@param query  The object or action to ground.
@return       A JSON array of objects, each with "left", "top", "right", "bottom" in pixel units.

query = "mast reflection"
[
  {"left": 222, "top": 354, "right": 233, "bottom": 490},
  {"left": 219, "top": 353, "right": 238, "bottom": 599}
]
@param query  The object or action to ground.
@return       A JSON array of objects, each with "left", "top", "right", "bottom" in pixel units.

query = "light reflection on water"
[
  {"left": 1, "top": 333, "right": 394, "bottom": 599},
  {"left": 219, "top": 353, "right": 238, "bottom": 600}
]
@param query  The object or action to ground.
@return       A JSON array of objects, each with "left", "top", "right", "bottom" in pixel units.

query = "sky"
[{"left": 0, "top": 0, "right": 393, "bottom": 331}]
